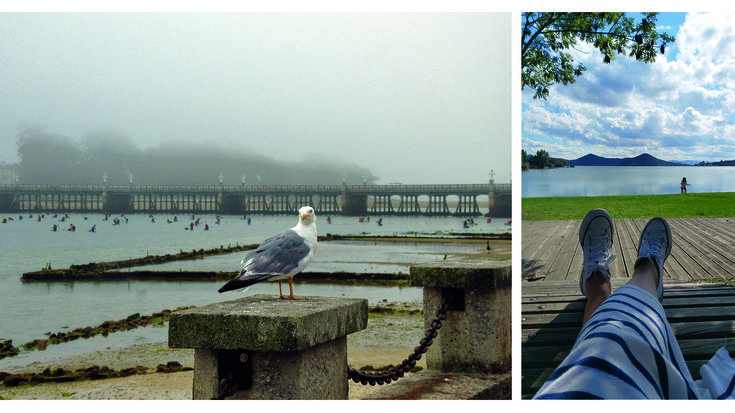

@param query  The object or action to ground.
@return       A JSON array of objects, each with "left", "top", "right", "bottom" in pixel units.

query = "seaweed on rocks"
[
  {"left": 155, "top": 361, "right": 191, "bottom": 373},
  {"left": 0, "top": 362, "right": 190, "bottom": 387},
  {"left": 0, "top": 340, "right": 20, "bottom": 360},
  {"left": 7, "top": 307, "right": 195, "bottom": 358},
  {"left": 21, "top": 243, "right": 261, "bottom": 281}
]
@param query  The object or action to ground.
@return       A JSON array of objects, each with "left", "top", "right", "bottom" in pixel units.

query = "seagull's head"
[{"left": 299, "top": 206, "right": 316, "bottom": 225}]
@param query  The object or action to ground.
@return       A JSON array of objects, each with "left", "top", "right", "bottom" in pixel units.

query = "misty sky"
[
  {"left": 0, "top": 12, "right": 511, "bottom": 185},
  {"left": 522, "top": 12, "right": 735, "bottom": 164}
]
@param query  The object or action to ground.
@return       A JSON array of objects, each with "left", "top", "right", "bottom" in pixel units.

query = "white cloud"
[{"left": 523, "top": 12, "right": 735, "bottom": 163}]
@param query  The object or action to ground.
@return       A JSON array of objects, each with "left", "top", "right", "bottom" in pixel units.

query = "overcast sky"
[
  {"left": 522, "top": 12, "right": 735, "bottom": 164},
  {"left": 0, "top": 12, "right": 511, "bottom": 185}
]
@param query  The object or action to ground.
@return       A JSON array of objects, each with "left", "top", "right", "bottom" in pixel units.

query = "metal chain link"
[
  {"left": 347, "top": 292, "right": 453, "bottom": 386},
  {"left": 213, "top": 373, "right": 239, "bottom": 400}
]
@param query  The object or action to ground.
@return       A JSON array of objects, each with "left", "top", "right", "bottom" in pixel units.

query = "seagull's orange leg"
[
  {"left": 287, "top": 277, "right": 306, "bottom": 300},
  {"left": 277, "top": 280, "right": 284, "bottom": 299}
]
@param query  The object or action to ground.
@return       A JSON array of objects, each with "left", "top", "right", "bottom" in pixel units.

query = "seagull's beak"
[{"left": 301, "top": 213, "right": 309, "bottom": 221}]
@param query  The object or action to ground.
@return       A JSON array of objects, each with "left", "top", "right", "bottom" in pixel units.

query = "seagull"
[{"left": 218, "top": 206, "right": 317, "bottom": 300}]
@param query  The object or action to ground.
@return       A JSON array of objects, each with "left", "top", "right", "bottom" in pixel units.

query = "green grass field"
[{"left": 522, "top": 192, "right": 735, "bottom": 220}]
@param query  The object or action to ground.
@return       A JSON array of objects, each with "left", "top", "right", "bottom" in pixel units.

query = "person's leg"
[
  {"left": 626, "top": 256, "right": 659, "bottom": 298},
  {"left": 534, "top": 216, "right": 700, "bottom": 399},
  {"left": 585, "top": 216, "right": 669, "bottom": 319},
  {"left": 583, "top": 271, "right": 611, "bottom": 325},
  {"left": 585, "top": 216, "right": 669, "bottom": 306},
  {"left": 631, "top": 217, "right": 671, "bottom": 301}
]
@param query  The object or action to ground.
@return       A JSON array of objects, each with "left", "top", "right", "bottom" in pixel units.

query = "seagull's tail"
[{"left": 217, "top": 272, "right": 272, "bottom": 293}]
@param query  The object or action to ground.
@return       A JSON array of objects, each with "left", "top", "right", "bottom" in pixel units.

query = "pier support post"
[
  {"left": 169, "top": 295, "right": 368, "bottom": 400},
  {"left": 343, "top": 193, "right": 367, "bottom": 216},
  {"left": 410, "top": 260, "right": 512, "bottom": 374}
]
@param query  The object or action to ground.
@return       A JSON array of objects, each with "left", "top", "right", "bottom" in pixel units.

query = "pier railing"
[
  {"left": 0, "top": 183, "right": 511, "bottom": 217},
  {"left": 0, "top": 183, "right": 507, "bottom": 193}
]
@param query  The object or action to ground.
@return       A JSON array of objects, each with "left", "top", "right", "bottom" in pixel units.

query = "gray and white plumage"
[{"left": 218, "top": 206, "right": 317, "bottom": 299}]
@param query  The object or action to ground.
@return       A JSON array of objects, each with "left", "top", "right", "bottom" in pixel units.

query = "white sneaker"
[
  {"left": 635, "top": 217, "right": 672, "bottom": 301},
  {"left": 579, "top": 209, "right": 616, "bottom": 297}
]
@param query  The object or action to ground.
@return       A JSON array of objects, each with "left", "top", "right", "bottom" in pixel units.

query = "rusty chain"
[
  {"left": 347, "top": 291, "right": 453, "bottom": 386},
  {"left": 213, "top": 372, "right": 239, "bottom": 400}
]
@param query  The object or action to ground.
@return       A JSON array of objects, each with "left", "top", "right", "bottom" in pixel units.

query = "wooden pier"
[
  {"left": 0, "top": 183, "right": 510, "bottom": 217},
  {"left": 522, "top": 217, "right": 735, "bottom": 282},
  {"left": 522, "top": 217, "right": 735, "bottom": 399}
]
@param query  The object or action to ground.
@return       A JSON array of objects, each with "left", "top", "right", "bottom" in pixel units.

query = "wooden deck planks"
[
  {"left": 522, "top": 218, "right": 735, "bottom": 398},
  {"left": 521, "top": 279, "right": 735, "bottom": 399},
  {"left": 523, "top": 217, "right": 735, "bottom": 282}
]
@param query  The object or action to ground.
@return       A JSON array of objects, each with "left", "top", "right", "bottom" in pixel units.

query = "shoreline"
[
  {"left": 1, "top": 236, "right": 507, "bottom": 400},
  {"left": 0, "top": 311, "right": 426, "bottom": 400}
]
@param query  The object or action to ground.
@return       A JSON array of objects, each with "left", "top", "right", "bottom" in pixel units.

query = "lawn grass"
[{"left": 522, "top": 192, "right": 735, "bottom": 221}]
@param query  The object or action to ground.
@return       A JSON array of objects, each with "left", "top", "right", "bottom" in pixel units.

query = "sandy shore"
[{"left": 0, "top": 313, "right": 425, "bottom": 400}]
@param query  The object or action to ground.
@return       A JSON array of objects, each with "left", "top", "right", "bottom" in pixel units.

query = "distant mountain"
[
  {"left": 669, "top": 160, "right": 701, "bottom": 166},
  {"left": 568, "top": 153, "right": 688, "bottom": 167}
]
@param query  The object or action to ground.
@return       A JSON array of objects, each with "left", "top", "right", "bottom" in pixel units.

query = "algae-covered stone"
[{"left": 168, "top": 295, "right": 367, "bottom": 352}]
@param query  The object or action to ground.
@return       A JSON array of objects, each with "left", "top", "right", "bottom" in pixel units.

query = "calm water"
[
  {"left": 522, "top": 166, "right": 735, "bottom": 198},
  {"left": 0, "top": 212, "right": 510, "bottom": 369}
]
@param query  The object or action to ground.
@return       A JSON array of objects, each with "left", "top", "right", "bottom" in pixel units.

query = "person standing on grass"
[
  {"left": 534, "top": 208, "right": 735, "bottom": 399},
  {"left": 681, "top": 177, "right": 690, "bottom": 193}
]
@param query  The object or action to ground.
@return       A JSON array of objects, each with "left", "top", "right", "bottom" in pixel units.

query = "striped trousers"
[{"left": 534, "top": 285, "right": 735, "bottom": 399}]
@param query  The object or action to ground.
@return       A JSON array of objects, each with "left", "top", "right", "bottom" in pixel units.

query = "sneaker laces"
[
  {"left": 639, "top": 230, "right": 666, "bottom": 264},
  {"left": 583, "top": 231, "right": 616, "bottom": 278}
]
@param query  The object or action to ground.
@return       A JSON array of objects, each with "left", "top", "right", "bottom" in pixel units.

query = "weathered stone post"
[
  {"left": 169, "top": 294, "right": 368, "bottom": 400},
  {"left": 410, "top": 260, "right": 512, "bottom": 374},
  {"left": 362, "top": 259, "right": 512, "bottom": 400}
]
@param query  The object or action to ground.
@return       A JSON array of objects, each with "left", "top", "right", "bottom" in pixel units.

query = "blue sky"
[{"left": 522, "top": 12, "right": 735, "bottom": 163}]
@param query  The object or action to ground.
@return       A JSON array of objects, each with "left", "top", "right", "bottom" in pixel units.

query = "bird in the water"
[{"left": 218, "top": 206, "right": 317, "bottom": 300}]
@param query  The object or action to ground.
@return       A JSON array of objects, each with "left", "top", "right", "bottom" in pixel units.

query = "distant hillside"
[
  {"left": 695, "top": 160, "right": 735, "bottom": 166},
  {"left": 569, "top": 153, "right": 687, "bottom": 167}
]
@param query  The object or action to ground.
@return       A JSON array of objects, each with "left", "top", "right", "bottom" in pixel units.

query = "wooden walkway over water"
[{"left": 522, "top": 218, "right": 735, "bottom": 399}]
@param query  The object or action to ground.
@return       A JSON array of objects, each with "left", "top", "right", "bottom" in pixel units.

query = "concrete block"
[
  {"left": 192, "top": 337, "right": 348, "bottom": 399},
  {"left": 168, "top": 295, "right": 368, "bottom": 399},
  {"left": 410, "top": 260, "right": 511, "bottom": 374},
  {"left": 409, "top": 259, "right": 511, "bottom": 290},
  {"left": 169, "top": 295, "right": 368, "bottom": 351}
]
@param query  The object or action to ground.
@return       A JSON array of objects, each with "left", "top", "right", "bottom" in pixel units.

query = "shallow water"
[{"left": 0, "top": 212, "right": 510, "bottom": 369}]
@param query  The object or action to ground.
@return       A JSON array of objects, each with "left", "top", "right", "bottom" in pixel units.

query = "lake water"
[
  {"left": 0, "top": 212, "right": 510, "bottom": 369},
  {"left": 522, "top": 166, "right": 735, "bottom": 198}
]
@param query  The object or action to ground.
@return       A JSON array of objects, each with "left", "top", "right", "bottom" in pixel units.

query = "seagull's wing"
[
  {"left": 218, "top": 229, "right": 312, "bottom": 293},
  {"left": 241, "top": 229, "right": 312, "bottom": 275}
]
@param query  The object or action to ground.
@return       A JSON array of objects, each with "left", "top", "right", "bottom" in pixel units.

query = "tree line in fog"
[{"left": 15, "top": 129, "right": 378, "bottom": 186}]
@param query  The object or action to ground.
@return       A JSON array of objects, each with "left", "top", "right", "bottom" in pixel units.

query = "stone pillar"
[
  {"left": 409, "top": 260, "right": 511, "bottom": 374},
  {"left": 169, "top": 295, "right": 367, "bottom": 400}
]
